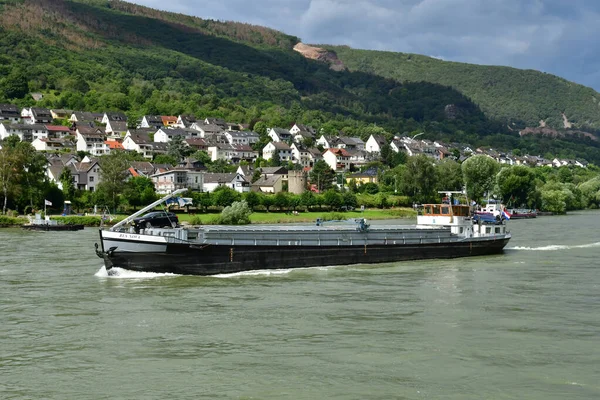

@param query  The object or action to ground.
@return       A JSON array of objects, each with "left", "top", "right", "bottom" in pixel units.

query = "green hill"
[
  {"left": 326, "top": 46, "right": 600, "bottom": 130},
  {"left": 0, "top": 0, "right": 600, "bottom": 162}
]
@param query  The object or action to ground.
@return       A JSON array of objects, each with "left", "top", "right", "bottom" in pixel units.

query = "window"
[{"left": 89, "top": 176, "right": 94, "bottom": 182}]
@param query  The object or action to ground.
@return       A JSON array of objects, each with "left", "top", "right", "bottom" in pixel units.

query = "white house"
[
  {"left": 323, "top": 147, "right": 352, "bottom": 171},
  {"left": 190, "top": 123, "right": 223, "bottom": 138},
  {"left": 225, "top": 131, "right": 259, "bottom": 145},
  {"left": 101, "top": 112, "right": 127, "bottom": 125},
  {"left": 291, "top": 143, "right": 322, "bottom": 168},
  {"left": 21, "top": 107, "right": 52, "bottom": 125},
  {"left": 262, "top": 141, "right": 292, "bottom": 162},
  {"left": 76, "top": 132, "right": 109, "bottom": 156},
  {"left": 154, "top": 127, "right": 199, "bottom": 143},
  {"left": 207, "top": 143, "right": 235, "bottom": 162},
  {"left": 139, "top": 115, "right": 163, "bottom": 129},
  {"left": 123, "top": 129, "right": 166, "bottom": 159},
  {"left": 315, "top": 135, "right": 338, "bottom": 149},
  {"left": 365, "top": 134, "right": 387, "bottom": 153},
  {"left": 290, "top": 123, "right": 316, "bottom": 136},
  {"left": 268, "top": 127, "right": 292, "bottom": 142},
  {"left": 32, "top": 138, "right": 75, "bottom": 152},
  {"left": 202, "top": 173, "right": 249, "bottom": 193},
  {"left": 0, "top": 124, "right": 48, "bottom": 141},
  {"left": 150, "top": 169, "right": 204, "bottom": 194}
]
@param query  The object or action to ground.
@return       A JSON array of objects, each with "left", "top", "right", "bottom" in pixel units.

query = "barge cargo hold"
[{"left": 95, "top": 189, "right": 511, "bottom": 276}]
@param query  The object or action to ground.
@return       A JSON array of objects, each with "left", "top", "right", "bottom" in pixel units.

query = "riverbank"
[{"left": 0, "top": 208, "right": 417, "bottom": 228}]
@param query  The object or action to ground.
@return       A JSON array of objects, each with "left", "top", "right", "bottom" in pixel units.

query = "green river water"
[{"left": 1, "top": 212, "right": 599, "bottom": 399}]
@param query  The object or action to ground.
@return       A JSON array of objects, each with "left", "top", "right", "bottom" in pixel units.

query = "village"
[{"left": 0, "top": 104, "right": 588, "bottom": 197}]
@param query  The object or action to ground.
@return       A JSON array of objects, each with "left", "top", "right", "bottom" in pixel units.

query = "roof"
[
  {"left": 186, "top": 138, "right": 208, "bottom": 147},
  {"left": 198, "top": 124, "right": 223, "bottom": 134},
  {"left": 270, "top": 142, "right": 291, "bottom": 150},
  {"left": 228, "top": 130, "right": 259, "bottom": 138},
  {"left": 105, "top": 112, "right": 127, "bottom": 121},
  {"left": 326, "top": 147, "right": 351, "bottom": 157},
  {"left": 45, "top": 125, "right": 71, "bottom": 132},
  {"left": 127, "top": 131, "right": 152, "bottom": 144},
  {"left": 0, "top": 104, "right": 19, "bottom": 115},
  {"left": 161, "top": 116, "right": 178, "bottom": 125},
  {"left": 203, "top": 173, "right": 241, "bottom": 184},
  {"left": 259, "top": 166, "right": 288, "bottom": 175},
  {"left": 105, "top": 140, "right": 124, "bottom": 149},
  {"left": 107, "top": 121, "right": 128, "bottom": 132},
  {"left": 271, "top": 127, "right": 292, "bottom": 137},
  {"left": 252, "top": 175, "right": 282, "bottom": 187},
  {"left": 128, "top": 167, "right": 140, "bottom": 177}
]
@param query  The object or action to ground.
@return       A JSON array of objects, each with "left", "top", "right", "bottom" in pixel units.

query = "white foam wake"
[
  {"left": 510, "top": 242, "right": 600, "bottom": 251},
  {"left": 95, "top": 265, "right": 178, "bottom": 279}
]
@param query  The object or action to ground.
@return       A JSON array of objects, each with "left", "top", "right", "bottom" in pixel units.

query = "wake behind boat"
[{"left": 94, "top": 190, "right": 511, "bottom": 276}]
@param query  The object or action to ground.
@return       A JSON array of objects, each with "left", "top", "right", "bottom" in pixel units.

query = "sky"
[{"left": 130, "top": 0, "right": 600, "bottom": 91}]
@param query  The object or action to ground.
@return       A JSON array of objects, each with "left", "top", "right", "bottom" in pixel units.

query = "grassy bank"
[{"left": 177, "top": 208, "right": 417, "bottom": 225}]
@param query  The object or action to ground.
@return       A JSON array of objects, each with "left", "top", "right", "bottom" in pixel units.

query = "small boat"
[
  {"left": 94, "top": 190, "right": 512, "bottom": 276},
  {"left": 22, "top": 215, "right": 84, "bottom": 231},
  {"left": 506, "top": 208, "right": 537, "bottom": 219}
]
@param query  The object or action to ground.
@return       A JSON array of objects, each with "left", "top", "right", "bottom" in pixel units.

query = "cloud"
[{"left": 128, "top": 0, "right": 600, "bottom": 90}]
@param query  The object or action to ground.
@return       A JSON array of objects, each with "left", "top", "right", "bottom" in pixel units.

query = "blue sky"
[{"left": 131, "top": 0, "right": 600, "bottom": 91}]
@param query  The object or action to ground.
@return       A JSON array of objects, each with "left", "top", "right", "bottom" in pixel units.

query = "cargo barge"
[{"left": 95, "top": 189, "right": 511, "bottom": 276}]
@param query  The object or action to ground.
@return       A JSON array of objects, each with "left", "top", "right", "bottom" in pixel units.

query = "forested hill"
[
  {"left": 0, "top": 0, "right": 498, "bottom": 135},
  {"left": 1, "top": 0, "right": 600, "bottom": 162},
  {"left": 325, "top": 46, "right": 600, "bottom": 130}
]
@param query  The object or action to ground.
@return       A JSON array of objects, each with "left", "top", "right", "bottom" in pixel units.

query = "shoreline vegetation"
[{"left": 0, "top": 208, "right": 417, "bottom": 228}]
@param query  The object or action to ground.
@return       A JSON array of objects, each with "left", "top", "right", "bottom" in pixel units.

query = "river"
[{"left": 1, "top": 212, "right": 599, "bottom": 399}]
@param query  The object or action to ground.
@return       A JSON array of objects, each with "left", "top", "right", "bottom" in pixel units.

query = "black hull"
[
  {"left": 101, "top": 238, "right": 511, "bottom": 276},
  {"left": 22, "top": 224, "right": 85, "bottom": 231}
]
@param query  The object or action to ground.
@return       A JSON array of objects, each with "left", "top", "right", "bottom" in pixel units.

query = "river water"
[{"left": 1, "top": 212, "right": 599, "bottom": 399}]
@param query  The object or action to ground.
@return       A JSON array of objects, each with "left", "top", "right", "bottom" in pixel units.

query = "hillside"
[
  {"left": 323, "top": 45, "right": 600, "bottom": 130},
  {"left": 0, "top": 0, "right": 599, "bottom": 162}
]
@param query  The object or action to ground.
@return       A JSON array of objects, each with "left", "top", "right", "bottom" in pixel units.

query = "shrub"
[
  {"left": 189, "top": 215, "right": 203, "bottom": 225},
  {"left": 216, "top": 201, "right": 252, "bottom": 225}
]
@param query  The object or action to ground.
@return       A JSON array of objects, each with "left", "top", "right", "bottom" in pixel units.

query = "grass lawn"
[{"left": 176, "top": 208, "right": 417, "bottom": 224}]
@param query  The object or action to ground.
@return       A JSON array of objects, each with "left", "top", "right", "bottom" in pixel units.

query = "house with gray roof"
[
  {"left": 0, "top": 104, "right": 21, "bottom": 123},
  {"left": 21, "top": 107, "right": 52, "bottom": 125},
  {"left": 268, "top": 127, "right": 292, "bottom": 142},
  {"left": 202, "top": 172, "right": 249, "bottom": 193}
]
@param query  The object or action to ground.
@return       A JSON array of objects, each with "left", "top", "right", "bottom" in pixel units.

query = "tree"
[
  {"left": 461, "top": 155, "right": 499, "bottom": 203},
  {"left": 273, "top": 192, "right": 289, "bottom": 210},
  {"left": 153, "top": 154, "right": 178, "bottom": 166},
  {"left": 191, "top": 150, "right": 212, "bottom": 165},
  {"left": 97, "top": 151, "right": 130, "bottom": 211},
  {"left": 1, "top": 69, "right": 29, "bottom": 99},
  {"left": 401, "top": 155, "right": 437, "bottom": 203},
  {"left": 323, "top": 189, "right": 342, "bottom": 210},
  {"left": 16, "top": 142, "right": 48, "bottom": 212},
  {"left": 167, "top": 134, "right": 191, "bottom": 162},
  {"left": 309, "top": 160, "right": 335, "bottom": 192},
  {"left": 435, "top": 159, "right": 463, "bottom": 192},
  {"left": 59, "top": 167, "right": 77, "bottom": 201},
  {"left": 0, "top": 139, "right": 25, "bottom": 214},
  {"left": 496, "top": 165, "right": 537, "bottom": 207},
  {"left": 212, "top": 186, "right": 240, "bottom": 208},
  {"left": 342, "top": 192, "right": 358, "bottom": 209},
  {"left": 243, "top": 191, "right": 261, "bottom": 210},
  {"left": 122, "top": 176, "right": 156, "bottom": 210},
  {"left": 300, "top": 190, "right": 316, "bottom": 211},
  {"left": 261, "top": 194, "right": 274, "bottom": 211}
]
